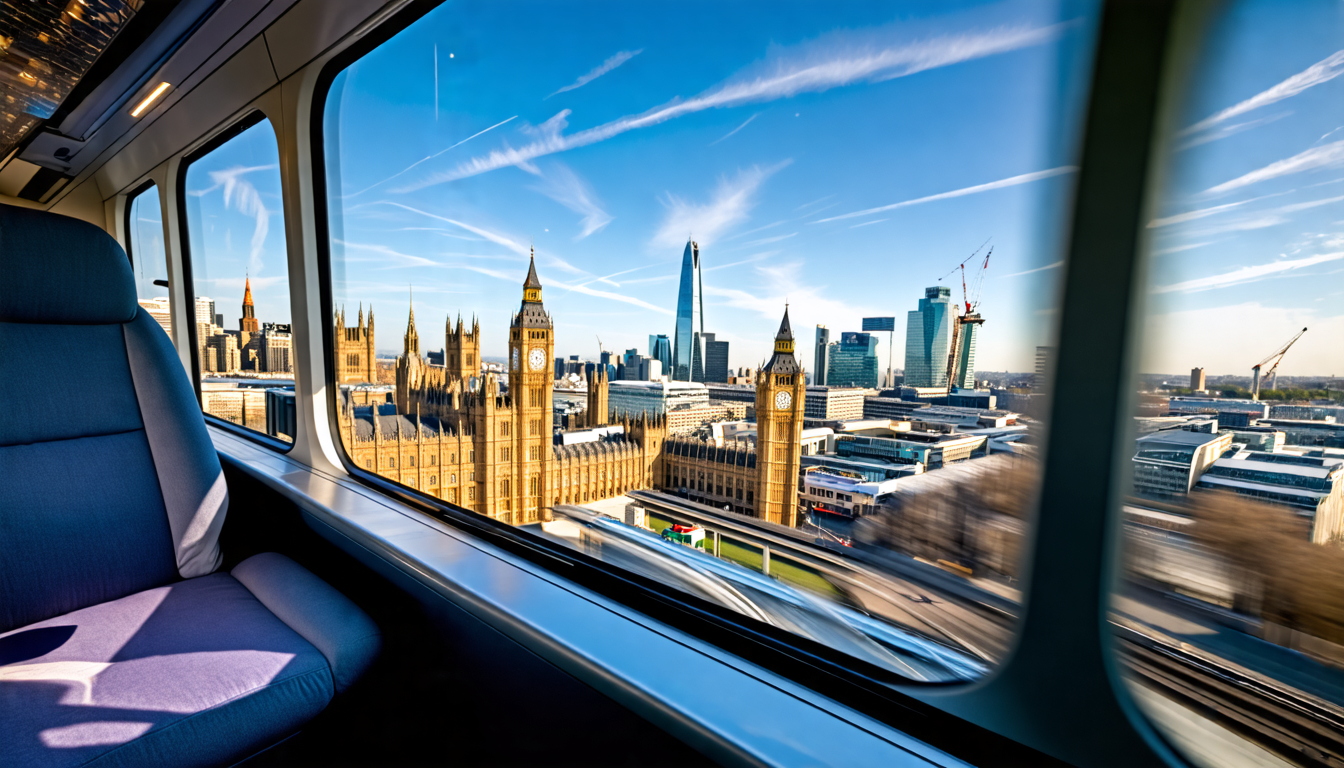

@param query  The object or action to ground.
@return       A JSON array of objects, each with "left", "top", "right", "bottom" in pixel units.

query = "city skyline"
[{"left": 171, "top": 0, "right": 1337, "bottom": 378}]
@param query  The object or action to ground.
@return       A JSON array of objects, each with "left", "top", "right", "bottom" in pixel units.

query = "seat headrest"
[{"left": 0, "top": 203, "right": 138, "bottom": 324}]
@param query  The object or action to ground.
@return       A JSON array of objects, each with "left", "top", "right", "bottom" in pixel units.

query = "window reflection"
[
  {"left": 183, "top": 119, "right": 296, "bottom": 444},
  {"left": 1115, "top": 2, "right": 1344, "bottom": 765},
  {"left": 323, "top": 0, "right": 1101, "bottom": 682}
]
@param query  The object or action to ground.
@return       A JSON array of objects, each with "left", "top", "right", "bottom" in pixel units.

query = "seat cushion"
[{"left": 0, "top": 570, "right": 335, "bottom": 768}]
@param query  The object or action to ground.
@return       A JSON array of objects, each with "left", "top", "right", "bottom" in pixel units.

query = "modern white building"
[{"left": 606, "top": 379, "right": 708, "bottom": 417}]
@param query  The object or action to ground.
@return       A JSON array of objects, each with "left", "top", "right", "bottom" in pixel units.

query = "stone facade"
[
  {"left": 335, "top": 305, "right": 378, "bottom": 384},
  {"left": 339, "top": 259, "right": 806, "bottom": 528}
]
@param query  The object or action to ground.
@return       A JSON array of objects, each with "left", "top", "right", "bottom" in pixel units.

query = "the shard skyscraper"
[{"left": 672, "top": 239, "right": 705, "bottom": 382}]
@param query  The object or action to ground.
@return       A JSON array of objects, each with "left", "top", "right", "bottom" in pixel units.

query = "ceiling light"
[
  {"left": 18, "top": 72, "right": 36, "bottom": 85},
  {"left": 130, "top": 82, "right": 171, "bottom": 117}
]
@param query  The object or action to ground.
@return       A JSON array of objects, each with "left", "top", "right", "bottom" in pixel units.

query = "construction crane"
[
  {"left": 1251, "top": 327, "right": 1307, "bottom": 400},
  {"left": 939, "top": 242, "right": 992, "bottom": 391}
]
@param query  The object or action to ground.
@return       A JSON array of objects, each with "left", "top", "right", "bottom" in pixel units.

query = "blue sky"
[
  {"left": 318, "top": 0, "right": 1098, "bottom": 373},
  {"left": 178, "top": 0, "right": 1341, "bottom": 378},
  {"left": 1139, "top": 0, "right": 1344, "bottom": 377}
]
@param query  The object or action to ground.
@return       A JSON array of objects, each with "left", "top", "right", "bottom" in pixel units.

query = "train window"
[
  {"left": 1114, "top": 2, "right": 1344, "bottom": 766},
  {"left": 126, "top": 182, "right": 171, "bottom": 339},
  {"left": 181, "top": 116, "right": 295, "bottom": 443},
  {"left": 319, "top": 0, "right": 1101, "bottom": 683}
]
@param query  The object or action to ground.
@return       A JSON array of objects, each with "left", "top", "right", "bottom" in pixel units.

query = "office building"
[
  {"left": 905, "top": 286, "right": 954, "bottom": 388},
  {"left": 703, "top": 332, "right": 730, "bottom": 383},
  {"left": 138, "top": 297, "right": 172, "bottom": 337},
  {"left": 814, "top": 326, "right": 830, "bottom": 386},
  {"left": 607, "top": 379, "right": 710, "bottom": 417},
  {"left": 648, "top": 334, "right": 672, "bottom": 374},
  {"left": 195, "top": 296, "right": 215, "bottom": 325},
  {"left": 261, "top": 323, "right": 293, "bottom": 373},
  {"left": 1034, "top": 346, "right": 1053, "bottom": 395},
  {"left": 803, "top": 386, "right": 868, "bottom": 421},
  {"left": 1168, "top": 396, "right": 1269, "bottom": 420},
  {"left": 827, "top": 331, "right": 879, "bottom": 388},
  {"left": 1132, "top": 429, "right": 1234, "bottom": 499},
  {"left": 1195, "top": 451, "right": 1344, "bottom": 544},
  {"left": 672, "top": 239, "right": 705, "bottom": 382},
  {"left": 1190, "top": 367, "right": 1205, "bottom": 392}
]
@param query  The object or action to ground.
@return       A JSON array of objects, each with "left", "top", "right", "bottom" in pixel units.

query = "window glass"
[
  {"left": 127, "top": 184, "right": 172, "bottom": 339},
  {"left": 1114, "top": 3, "right": 1344, "bottom": 766},
  {"left": 183, "top": 118, "right": 296, "bottom": 443},
  {"left": 323, "top": 0, "right": 1100, "bottom": 682}
]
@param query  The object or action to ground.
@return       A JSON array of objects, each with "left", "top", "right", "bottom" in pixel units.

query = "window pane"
[
  {"left": 1114, "top": 3, "right": 1344, "bottom": 766},
  {"left": 323, "top": 0, "right": 1100, "bottom": 682},
  {"left": 183, "top": 118, "right": 295, "bottom": 443},
  {"left": 128, "top": 184, "right": 172, "bottom": 339}
]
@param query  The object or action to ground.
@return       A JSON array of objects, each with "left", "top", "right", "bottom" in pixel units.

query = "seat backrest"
[{"left": 0, "top": 204, "right": 227, "bottom": 633}]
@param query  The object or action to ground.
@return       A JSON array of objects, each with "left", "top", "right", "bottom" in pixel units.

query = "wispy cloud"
[
  {"left": 711, "top": 113, "right": 759, "bottom": 145},
  {"left": 1154, "top": 251, "right": 1344, "bottom": 294},
  {"left": 1279, "top": 194, "right": 1344, "bottom": 213},
  {"left": 1152, "top": 241, "right": 1215, "bottom": 256},
  {"left": 342, "top": 116, "right": 516, "bottom": 199},
  {"left": 526, "top": 162, "right": 613, "bottom": 239},
  {"left": 1001, "top": 261, "right": 1063, "bottom": 278},
  {"left": 1184, "top": 50, "right": 1344, "bottom": 135},
  {"left": 334, "top": 239, "right": 442, "bottom": 269},
  {"left": 725, "top": 220, "right": 786, "bottom": 240},
  {"left": 849, "top": 218, "right": 888, "bottom": 228},
  {"left": 193, "top": 164, "right": 276, "bottom": 276},
  {"left": 1204, "top": 140, "right": 1344, "bottom": 196},
  {"left": 548, "top": 49, "right": 643, "bottom": 98},
  {"left": 795, "top": 194, "right": 836, "bottom": 212},
  {"left": 1176, "top": 112, "right": 1290, "bottom": 151},
  {"left": 739, "top": 232, "right": 797, "bottom": 247},
  {"left": 374, "top": 201, "right": 529, "bottom": 256},
  {"left": 815, "top": 166, "right": 1076, "bottom": 223},
  {"left": 396, "top": 23, "right": 1065, "bottom": 192},
  {"left": 705, "top": 251, "right": 778, "bottom": 272},
  {"left": 651, "top": 161, "right": 791, "bottom": 248},
  {"left": 1147, "top": 193, "right": 1284, "bottom": 228}
]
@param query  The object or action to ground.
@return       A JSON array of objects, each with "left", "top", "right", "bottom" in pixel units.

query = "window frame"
[
  {"left": 304, "top": 1, "right": 1193, "bottom": 766},
  {"left": 176, "top": 109, "right": 295, "bottom": 454},
  {"left": 123, "top": 178, "right": 161, "bottom": 279}
]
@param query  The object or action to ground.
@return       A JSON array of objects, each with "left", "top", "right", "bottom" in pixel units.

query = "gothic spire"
[
  {"left": 762, "top": 304, "right": 801, "bottom": 375},
  {"left": 242, "top": 274, "right": 254, "bottom": 307},
  {"left": 524, "top": 248, "right": 542, "bottom": 290}
]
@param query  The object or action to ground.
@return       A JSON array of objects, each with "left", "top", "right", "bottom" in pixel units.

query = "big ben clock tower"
[
  {"left": 754, "top": 307, "right": 806, "bottom": 527},
  {"left": 507, "top": 250, "right": 555, "bottom": 524}
]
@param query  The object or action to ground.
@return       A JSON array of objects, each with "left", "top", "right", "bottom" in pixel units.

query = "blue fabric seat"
[{"left": 0, "top": 204, "right": 379, "bottom": 767}]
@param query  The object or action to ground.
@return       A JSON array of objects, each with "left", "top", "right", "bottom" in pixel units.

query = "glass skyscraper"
[
  {"left": 672, "top": 240, "right": 705, "bottom": 382},
  {"left": 648, "top": 333, "right": 672, "bottom": 375},
  {"left": 702, "top": 332, "right": 729, "bottom": 383},
  {"left": 951, "top": 316, "right": 981, "bottom": 389},
  {"left": 827, "top": 331, "right": 879, "bottom": 388},
  {"left": 904, "top": 286, "right": 953, "bottom": 388},
  {"left": 814, "top": 325, "right": 830, "bottom": 386}
]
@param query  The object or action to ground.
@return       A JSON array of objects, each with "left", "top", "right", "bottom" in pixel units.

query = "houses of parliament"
[{"left": 333, "top": 253, "right": 807, "bottom": 528}]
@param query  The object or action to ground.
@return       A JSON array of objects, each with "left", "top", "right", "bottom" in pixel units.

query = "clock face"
[
  {"left": 528, "top": 348, "right": 546, "bottom": 371},
  {"left": 511, "top": 348, "right": 519, "bottom": 370},
  {"left": 774, "top": 390, "right": 792, "bottom": 409}
]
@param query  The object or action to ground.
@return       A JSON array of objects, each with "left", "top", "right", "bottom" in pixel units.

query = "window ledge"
[{"left": 211, "top": 426, "right": 968, "bottom": 768}]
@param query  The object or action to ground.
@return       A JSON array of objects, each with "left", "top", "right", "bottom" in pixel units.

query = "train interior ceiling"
[{"left": 3, "top": 0, "right": 1343, "bottom": 767}]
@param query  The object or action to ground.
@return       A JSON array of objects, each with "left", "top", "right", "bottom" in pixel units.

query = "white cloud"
[
  {"left": 1000, "top": 261, "right": 1063, "bottom": 278},
  {"left": 1184, "top": 50, "right": 1344, "bottom": 135},
  {"left": 548, "top": 49, "right": 643, "bottom": 98},
  {"left": 725, "top": 220, "right": 786, "bottom": 240},
  {"left": 1151, "top": 241, "right": 1215, "bottom": 256},
  {"left": 526, "top": 162, "right": 613, "bottom": 239},
  {"left": 1204, "top": 140, "right": 1344, "bottom": 196},
  {"left": 1147, "top": 193, "right": 1283, "bottom": 228},
  {"left": 849, "top": 218, "right": 889, "bottom": 229},
  {"left": 374, "top": 201, "right": 529, "bottom": 256},
  {"left": 651, "top": 161, "right": 791, "bottom": 249},
  {"left": 342, "top": 116, "right": 516, "bottom": 199},
  {"left": 201, "top": 165, "right": 275, "bottom": 277},
  {"left": 333, "top": 239, "right": 442, "bottom": 269},
  {"left": 814, "top": 166, "right": 1076, "bottom": 223},
  {"left": 739, "top": 232, "right": 797, "bottom": 247},
  {"left": 710, "top": 113, "right": 759, "bottom": 145},
  {"left": 795, "top": 194, "right": 836, "bottom": 212},
  {"left": 1279, "top": 193, "right": 1344, "bottom": 213},
  {"left": 394, "top": 22, "right": 1064, "bottom": 192},
  {"left": 1153, "top": 251, "right": 1343, "bottom": 294},
  {"left": 1176, "top": 112, "right": 1290, "bottom": 151}
]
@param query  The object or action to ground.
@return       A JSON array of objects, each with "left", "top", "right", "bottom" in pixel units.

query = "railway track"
[{"left": 1118, "top": 629, "right": 1344, "bottom": 768}]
